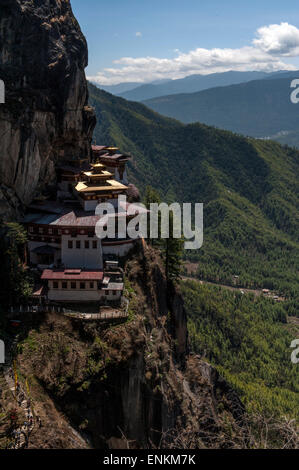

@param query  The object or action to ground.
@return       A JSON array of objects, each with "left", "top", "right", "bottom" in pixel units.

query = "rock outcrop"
[
  {"left": 14, "top": 245, "right": 246, "bottom": 449},
  {"left": 0, "top": 0, "right": 95, "bottom": 218}
]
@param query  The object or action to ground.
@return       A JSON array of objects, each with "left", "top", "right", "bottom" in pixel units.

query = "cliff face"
[
  {"left": 0, "top": 0, "right": 95, "bottom": 218},
  {"left": 0, "top": 1, "right": 247, "bottom": 449},
  {"left": 14, "top": 246, "right": 246, "bottom": 449}
]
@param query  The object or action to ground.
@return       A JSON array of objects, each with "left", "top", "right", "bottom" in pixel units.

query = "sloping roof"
[
  {"left": 92, "top": 145, "right": 109, "bottom": 152},
  {"left": 83, "top": 170, "right": 113, "bottom": 178},
  {"left": 23, "top": 202, "right": 104, "bottom": 228},
  {"left": 90, "top": 163, "right": 105, "bottom": 169},
  {"left": 75, "top": 180, "right": 128, "bottom": 192},
  {"left": 41, "top": 269, "right": 104, "bottom": 281}
]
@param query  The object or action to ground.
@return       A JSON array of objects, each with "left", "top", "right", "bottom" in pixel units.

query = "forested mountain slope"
[
  {"left": 143, "top": 76, "right": 299, "bottom": 140},
  {"left": 89, "top": 84, "right": 299, "bottom": 298}
]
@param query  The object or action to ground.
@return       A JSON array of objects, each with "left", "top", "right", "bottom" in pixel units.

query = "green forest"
[
  {"left": 89, "top": 84, "right": 299, "bottom": 424},
  {"left": 89, "top": 83, "right": 299, "bottom": 303},
  {"left": 181, "top": 280, "right": 299, "bottom": 421}
]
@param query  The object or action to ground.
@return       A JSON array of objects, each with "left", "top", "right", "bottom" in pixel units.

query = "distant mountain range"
[
  {"left": 142, "top": 72, "right": 299, "bottom": 145},
  {"left": 96, "top": 70, "right": 298, "bottom": 103},
  {"left": 96, "top": 79, "right": 171, "bottom": 96},
  {"left": 117, "top": 71, "right": 272, "bottom": 101}
]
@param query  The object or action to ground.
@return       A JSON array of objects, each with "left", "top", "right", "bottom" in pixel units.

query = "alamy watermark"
[
  {"left": 95, "top": 195, "right": 203, "bottom": 250},
  {"left": 290, "top": 79, "right": 299, "bottom": 104},
  {"left": 0, "top": 79, "right": 5, "bottom": 104},
  {"left": 290, "top": 339, "right": 299, "bottom": 364},
  {"left": 0, "top": 340, "right": 5, "bottom": 364}
]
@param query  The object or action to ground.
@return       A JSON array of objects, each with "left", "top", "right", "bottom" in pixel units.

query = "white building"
[
  {"left": 41, "top": 269, "right": 123, "bottom": 303},
  {"left": 24, "top": 145, "right": 139, "bottom": 305}
]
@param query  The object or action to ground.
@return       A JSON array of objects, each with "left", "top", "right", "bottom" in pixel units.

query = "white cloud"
[
  {"left": 88, "top": 23, "right": 299, "bottom": 85},
  {"left": 253, "top": 22, "right": 299, "bottom": 56},
  {"left": 135, "top": 32, "right": 142, "bottom": 37}
]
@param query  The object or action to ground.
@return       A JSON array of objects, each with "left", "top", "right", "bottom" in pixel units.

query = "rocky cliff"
[
  {"left": 0, "top": 1, "right": 247, "bottom": 450},
  {"left": 0, "top": 0, "right": 95, "bottom": 218},
  {"left": 10, "top": 245, "right": 246, "bottom": 449}
]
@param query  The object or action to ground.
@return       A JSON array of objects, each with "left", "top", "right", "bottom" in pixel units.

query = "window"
[
  {"left": 105, "top": 291, "right": 109, "bottom": 296},
  {"left": 85, "top": 241, "right": 90, "bottom": 249},
  {"left": 76, "top": 240, "right": 81, "bottom": 249},
  {"left": 93, "top": 240, "right": 97, "bottom": 249},
  {"left": 62, "top": 282, "right": 68, "bottom": 289},
  {"left": 80, "top": 282, "right": 85, "bottom": 290},
  {"left": 53, "top": 281, "right": 59, "bottom": 289},
  {"left": 39, "top": 228, "right": 44, "bottom": 234},
  {"left": 68, "top": 240, "right": 73, "bottom": 249},
  {"left": 29, "top": 226, "right": 34, "bottom": 233},
  {"left": 48, "top": 228, "right": 53, "bottom": 235},
  {"left": 90, "top": 282, "right": 94, "bottom": 289},
  {"left": 113, "top": 291, "right": 117, "bottom": 296},
  {"left": 71, "top": 282, "right": 76, "bottom": 289}
]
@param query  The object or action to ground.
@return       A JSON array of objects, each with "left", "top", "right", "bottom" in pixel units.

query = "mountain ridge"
[
  {"left": 143, "top": 74, "right": 299, "bottom": 143},
  {"left": 117, "top": 71, "right": 270, "bottom": 101}
]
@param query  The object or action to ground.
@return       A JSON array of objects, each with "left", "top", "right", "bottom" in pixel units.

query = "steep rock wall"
[
  {"left": 16, "top": 246, "right": 246, "bottom": 449},
  {"left": 0, "top": 0, "right": 95, "bottom": 218}
]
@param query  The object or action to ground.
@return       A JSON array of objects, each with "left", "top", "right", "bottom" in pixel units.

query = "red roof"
[{"left": 41, "top": 269, "right": 104, "bottom": 281}]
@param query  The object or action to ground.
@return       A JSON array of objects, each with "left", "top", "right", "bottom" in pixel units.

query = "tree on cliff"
[
  {"left": 0, "top": 223, "right": 32, "bottom": 307},
  {"left": 162, "top": 213, "right": 184, "bottom": 283},
  {"left": 144, "top": 186, "right": 183, "bottom": 281}
]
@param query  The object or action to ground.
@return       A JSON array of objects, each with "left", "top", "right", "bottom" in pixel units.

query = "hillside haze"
[
  {"left": 116, "top": 71, "right": 270, "bottom": 101},
  {"left": 143, "top": 73, "right": 299, "bottom": 144}
]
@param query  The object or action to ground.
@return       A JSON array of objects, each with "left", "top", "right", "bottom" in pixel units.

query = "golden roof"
[
  {"left": 91, "top": 163, "right": 105, "bottom": 169},
  {"left": 75, "top": 180, "right": 128, "bottom": 193},
  {"left": 83, "top": 170, "right": 113, "bottom": 178}
]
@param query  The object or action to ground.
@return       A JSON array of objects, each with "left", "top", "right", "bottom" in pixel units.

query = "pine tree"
[{"left": 161, "top": 212, "right": 184, "bottom": 283}]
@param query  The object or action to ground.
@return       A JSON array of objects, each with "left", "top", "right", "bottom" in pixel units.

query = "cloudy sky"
[{"left": 71, "top": 0, "right": 299, "bottom": 85}]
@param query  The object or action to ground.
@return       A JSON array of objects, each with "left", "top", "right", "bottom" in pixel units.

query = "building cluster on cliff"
[{"left": 23, "top": 146, "right": 141, "bottom": 305}]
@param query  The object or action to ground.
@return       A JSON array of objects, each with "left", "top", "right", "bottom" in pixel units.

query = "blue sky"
[{"left": 71, "top": 0, "right": 299, "bottom": 84}]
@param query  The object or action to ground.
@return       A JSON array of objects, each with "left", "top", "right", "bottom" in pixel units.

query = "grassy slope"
[{"left": 89, "top": 83, "right": 299, "bottom": 299}]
